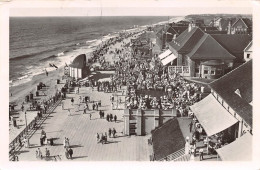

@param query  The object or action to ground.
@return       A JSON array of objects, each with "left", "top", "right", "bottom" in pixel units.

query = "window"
[
  {"left": 247, "top": 54, "right": 250, "bottom": 59},
  {"left": 204, "top": 70, "right": 208, "bottom": 74},
  {"left": 216, "top": 70, "right": 222, "bottom": 75},
  {"left": 210, "top": 70, "right": 215, "bottom": 75}
]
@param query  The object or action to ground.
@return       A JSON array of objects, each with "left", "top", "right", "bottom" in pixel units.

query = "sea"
[{"left": 9, "top": 16, "right": 183, "bottom": 87}]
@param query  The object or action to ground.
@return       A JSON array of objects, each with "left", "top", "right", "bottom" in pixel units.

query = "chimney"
[
  {"left": 173, "top": 34, "right": 177, "bottom": 40},
  {"left": 235, "top": 89, "right": 241, "bottom": 98},
  {"left": 188, "top": 23, "right": 192, "bottom": 32},
  {"left": 227, "top": 20, "right": 231, "bottom": 34}
]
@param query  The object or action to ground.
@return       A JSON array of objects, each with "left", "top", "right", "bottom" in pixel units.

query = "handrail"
[{"left": 9, "top": 95, "right": 62, "bottom": 159}]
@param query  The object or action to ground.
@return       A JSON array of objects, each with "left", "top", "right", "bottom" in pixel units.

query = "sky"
[{"left": 7, "top": 0, "right": 253, "bottom": 17}]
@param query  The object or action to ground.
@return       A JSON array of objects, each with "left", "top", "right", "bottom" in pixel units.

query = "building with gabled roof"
[
  {"left": 211, "top": 34, "right": 252, "bottom": 63},
  {"left": 244, "top": 41, "right": 252, "bottom": 62},
  {"left": 166, "top": 24, "right": 236, "bottom": 79},
  {"left": 209, "top": 59, "right": 252, "bottom": 136},
  {"left": 231, "top": 18, "right": 252, "bottom": 34}
]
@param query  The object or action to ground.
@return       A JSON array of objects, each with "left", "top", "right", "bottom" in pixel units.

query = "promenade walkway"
[{"left": 17, "top": 81, "right": 150, "bottom": 161}]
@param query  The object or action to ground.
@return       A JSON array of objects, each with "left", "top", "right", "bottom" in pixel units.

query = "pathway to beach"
[
  {"left": 14, "top": 29, "right": 151, "bottom": 161},
  {"left": 17, "top": 81, "right": 150, "bottom": 161}
]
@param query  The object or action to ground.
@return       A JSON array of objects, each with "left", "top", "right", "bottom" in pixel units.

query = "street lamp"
[{"left": 24, "top": 111, "right": 28, "bottom": 128}]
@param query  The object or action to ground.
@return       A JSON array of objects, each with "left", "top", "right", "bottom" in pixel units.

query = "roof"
[
  {"left": 232, "top": 18, "right": 252, "bottom": 28},
  {"left": 244, "top": 41, "right": 252, "bottom": 52},
  {"left": 152, "top": 118, "right": 185, "bottom": 160},
  {"left": 220, "top": 18, "right": 237, "bottom": 30},
  {"left": 70, "top": 54, "right": 86, "bottom": 68},
  {"left": 211, "top": 34, "right": 252, "bottom": 61},
  {"left": 168, "top": 26, "right": 204, "bottom": 54},
  {"left": 190, "top": 94, "right": 238, "bottom": 136},
  {"left": 209, "top": 60, "right": 252, "bottom": 127},
  {"left": 186, "top": 34, "right": 235, "bottom": 60},
  {"left": 216, "top": 133, "right": 252, "bottom": 161}
]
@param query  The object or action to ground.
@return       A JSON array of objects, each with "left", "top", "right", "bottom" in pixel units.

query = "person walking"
[
  {"left": 63, "top": 137, "right": 67, "bottom": 149},
  {"left": 89, "top": 113, "right": 92, "bottom": 120},
  {"left": 99, "top": 110, "right": 102, "bottom": 118},
  {"left": 114, "top": 115, "right": 117, "bottom": 123}
]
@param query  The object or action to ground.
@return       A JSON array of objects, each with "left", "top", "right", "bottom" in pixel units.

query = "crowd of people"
[{"left": 96, "top": 128, "right": 117, "bottom": 145}]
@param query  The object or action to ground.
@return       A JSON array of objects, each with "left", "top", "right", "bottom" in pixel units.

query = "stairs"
[
  {"left": 159, "top": 148, "right": 186, "bottom": 161},
  {"left": 174, "top": 154, "right": 190, "bottom": 162}
]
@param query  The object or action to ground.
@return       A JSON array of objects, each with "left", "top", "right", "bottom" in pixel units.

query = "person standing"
[
  {"left": 106, "top": 114, "right": 110, "bottom": 122},
  {"left": 71, "top": 98, "right": 74, "bottom": 106},
  {"left": 37, "top": 148, "right": 42, "bottom": 159},
  {"left": 108, "top": 128, "right": 112, "bottom": 138},
  {"left": 199, "top": 148, "right": 204, "bottom": 161},
  {"left": 109, "top": 114, "right": 113, "bottom": 122},
  {"left": 96, "top": 103, "right": 99, "bottom": 111},
  {"left": 83, "top": 105, "right": 87, "bottom": 114},
  {"left": 89, "top": 113, "right": 92, "bottom": 120},
  {"left": 114, "top": 115, "right": 117, "bottom": 123},
  {"left": 92, "top": 103, "right": 95, "bottom": 110},
  {"left": 68, "top": 147, "right": 73, "bottom": 159},
  {"left": 96, "top": 133, "right": 100, "bottom": 143},
  {"left": 112, "top": 128, "right": 116, "bottom": 138},
  {"left": 188, "top": 121, "right": 193, "bottom": 133},
  {"left": 61, "top": 100, "right": 64, "bottom": 110},
  {"left": 45, "top": 148, "right": 50, "bottom": 158}
]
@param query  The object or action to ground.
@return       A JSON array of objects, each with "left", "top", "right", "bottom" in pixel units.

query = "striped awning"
[
  {"left": 158, "top": 49, "right": 172, "bottom": 60},
  {"left": 190, "top": 94, "right": 238, "bottom": 136},
  {"left": 161, "top": 53, "right": 177, "bottom": 66}
]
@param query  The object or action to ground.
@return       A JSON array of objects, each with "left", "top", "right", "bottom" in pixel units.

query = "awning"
[
  {"left": 216, "top": 133, "right": 252, "bottom": 161},
  {"left": 161, "top": 53, "right": 177, "bottom": 66},
  {"left": 158, "top": 49, "right": 172, "bottom": 60},
  {"left": 190, "top": 94, "right": 238, "bottom": 136}
]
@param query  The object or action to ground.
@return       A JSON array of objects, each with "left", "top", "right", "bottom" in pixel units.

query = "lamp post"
[{"left": 25, "top": 111, "right": 28, "bottom": 128}]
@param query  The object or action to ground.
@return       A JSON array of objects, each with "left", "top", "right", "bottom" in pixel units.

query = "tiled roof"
[
  {"left": 209, "top": 60, "right": 252, "bottom": 127},
  {"left": 211, "top": 34, "right": 252, "bottom": 62},
  {"left": 186, "top": 34, "right": 235, "bottom": 60},
  {"left": 70, "top": 54, "right": 86, "bottom": 68},
  {"left": 168, "top": 26, "right": 204, "bottom": 54},
  {"left": 232, "top": 18, "right": 252, "bottom": 28},
  {"left": 152, "top": 118, "right": 185, "bottom": 160},
  {"left": 244, "top": 41, "right": 252, "bottom": 52}
]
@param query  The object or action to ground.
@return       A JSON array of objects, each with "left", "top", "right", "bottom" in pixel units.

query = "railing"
[
  {"left": 158, "top": 147, "right": 185, "bottom": 161},
  {"left": 168, "top": 66, "right": 190, "bottom": 77},
  {"left": 9, "top": 95, "right": 62, "bottom": 160}
]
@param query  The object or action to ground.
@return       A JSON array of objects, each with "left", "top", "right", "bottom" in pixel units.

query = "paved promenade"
[{"left": 17, "top": 82, "right": 150, "bottom": 161}]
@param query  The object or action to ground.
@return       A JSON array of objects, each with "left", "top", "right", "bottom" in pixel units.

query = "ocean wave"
[
  {"left": 39, "top": 54, "right": 58, "bottom": 62},
  {"left": 10, "top": 46, "right": 62, "bottom": 61}
]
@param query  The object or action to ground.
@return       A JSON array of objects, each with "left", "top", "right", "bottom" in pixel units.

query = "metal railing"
[{"left": 9, "top": 95, "right": 62, "bottom": 160}]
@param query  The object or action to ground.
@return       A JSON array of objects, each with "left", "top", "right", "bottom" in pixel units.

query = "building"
[
  {"left": 124, "top": 109, "right": 176, "bottom": 136},
  {"left": 211, "top": 34, "right": 252, "bottom": 64},
  {"left": 218, "top": 18, "right": 237, "bottom": 33},
  {"left": 231, "top": 18, "right": 252, "bottom": 34},
  {"left": 69, "top": 54, "right": 89, "bottom": 80},
  {"left": 209, "top": 60, "right": 252, "bottom": 137},
  {"left": 244, "top": 41, "right": 252, "bottom": 62},
  {"left": 165, "top": 24, "right": 236, "bottom": 79},
  {"left": 190, "top": 60, "right": 252, "bottom": 155}
]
